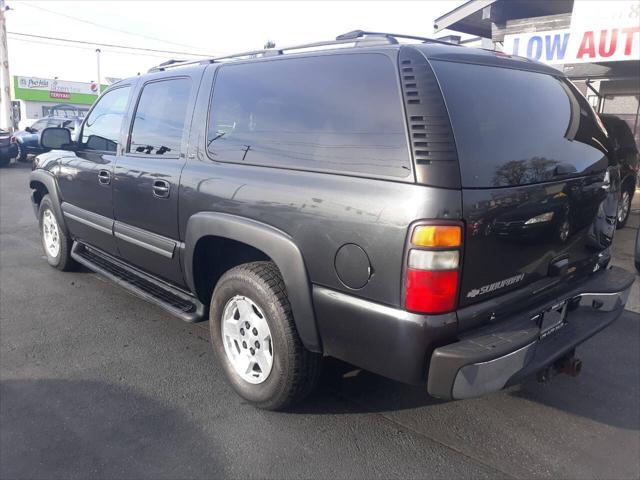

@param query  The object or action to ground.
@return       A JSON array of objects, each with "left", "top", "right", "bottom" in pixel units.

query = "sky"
[{"left": 5, "top": 0, "right": 465, "bottom": 84}]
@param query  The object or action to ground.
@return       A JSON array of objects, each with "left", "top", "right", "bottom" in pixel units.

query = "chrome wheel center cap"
[{"left": 221, "top": 295, "right": 273, "bottom": 384}]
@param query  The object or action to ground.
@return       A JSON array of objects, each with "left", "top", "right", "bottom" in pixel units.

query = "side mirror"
[{"left": 40, "top": 127, "right": 74, "bottom": 150}]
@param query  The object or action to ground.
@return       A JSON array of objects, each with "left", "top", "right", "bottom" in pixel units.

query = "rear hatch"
[{"left": 429, "top": 59, "right": 616, "bottom": 312}]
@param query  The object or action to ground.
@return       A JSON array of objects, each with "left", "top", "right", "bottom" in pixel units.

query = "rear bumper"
[{"left": 427, "top": 266, "right": 634, "bottom": 400}]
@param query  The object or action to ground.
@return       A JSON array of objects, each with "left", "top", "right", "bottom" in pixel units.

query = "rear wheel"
[
  {"left": 38, "top": 195, "right": 77, "bottom": 271},
  {"left": 616, "top": 189, "right": 632, "bottom": 229},
  {"left": 209, "top": 261, "right": 322, "bottom": 410}
]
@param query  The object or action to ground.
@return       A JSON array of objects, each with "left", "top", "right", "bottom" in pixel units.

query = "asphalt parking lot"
[{"left": 1, "top": 161, "right": 639, "bottom": 480}]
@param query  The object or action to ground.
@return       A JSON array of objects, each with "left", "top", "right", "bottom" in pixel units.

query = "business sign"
[
  {"left": 12, "top": 76, "right": 106, "bottom": 105},
  {"left": 503, "top": 0, "right": 640, "bottom": 66},
  {"left": 504, "top": 27, "right": 639, "bottom": 65}
]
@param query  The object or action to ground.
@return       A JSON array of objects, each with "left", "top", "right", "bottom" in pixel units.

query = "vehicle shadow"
[
  {"left": 291, "top": 311, "right": 640, "bottom": 432},
  {"left": 510, "top": 310, "right": 640, "bottom": 431},
  {"left": 0, "top": 379, "right": 226, "bottom": 480}
]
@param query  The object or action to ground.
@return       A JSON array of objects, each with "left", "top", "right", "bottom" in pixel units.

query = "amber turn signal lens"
[{"left": 411, "top": 225, "right": 461, "bottom": 248}]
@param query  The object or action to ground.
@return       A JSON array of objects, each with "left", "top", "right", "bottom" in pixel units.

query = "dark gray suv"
[{"left": 30, "top": 31, "right": 633, "bottom": 410}]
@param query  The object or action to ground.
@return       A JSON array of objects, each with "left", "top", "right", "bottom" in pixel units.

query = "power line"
[
  {"left": 18, "top": 1, "right": 212, "bottom": 53},
  {"left": 7, "top": 32, "right": 216, "bottom": 57},
  {"left": 7, "top": 35, "right": 178, "bottom": 60}
]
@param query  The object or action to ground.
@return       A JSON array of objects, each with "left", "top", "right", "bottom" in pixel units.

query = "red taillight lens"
[
  {"left": 405, "top": 269, "right": 458, "bottom": 314},
  {"left": 10, "top": 135, "right": 15, "bottom": 143},
  {"left": 404, "top": 223, "right": 462, "bottom": 314}
]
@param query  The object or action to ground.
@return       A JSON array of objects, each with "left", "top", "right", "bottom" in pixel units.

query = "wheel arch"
[
  {"left": 29, "top": 170, "right": 68, "bottom": 231},
  {"left": 183, "top": 212, "right": 321, "bottom": 353}
]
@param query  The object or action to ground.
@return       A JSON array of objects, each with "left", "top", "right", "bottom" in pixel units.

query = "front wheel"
[
  {"left": 38, "top": 195, "right": 77, "bottom": 271},
  {"left": 209, "top": 261, "right": 322, "bottom": 410},
  {"left": 616, "top": 189, "right": 632, "bottom": 229}
]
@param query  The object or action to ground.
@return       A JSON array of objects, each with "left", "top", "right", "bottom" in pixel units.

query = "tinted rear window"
[
  {"left": 207, "top": 54, "right": 411, "bottom": 178},
  {"left": 433, "top": 61, "right": 609, "bottom": 188}
]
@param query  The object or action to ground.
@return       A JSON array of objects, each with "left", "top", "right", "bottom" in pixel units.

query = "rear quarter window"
[
  {"left": 432, "top": 61, "right": 610, "bottom": 188},
  {"left": 206, "top": 53, "right": 411, "bottom": 179}
]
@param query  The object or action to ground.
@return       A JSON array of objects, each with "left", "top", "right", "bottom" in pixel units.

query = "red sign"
[{"left": 49, "top": 91, "right": 71, "bottom": 99}]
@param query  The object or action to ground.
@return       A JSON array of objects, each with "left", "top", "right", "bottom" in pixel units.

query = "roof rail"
[
  {"left": 335, "top": 29, "right": 458, "bottom": 46},
  {"left": 147, "top": 30, "right": 452, "bottom": 73}
]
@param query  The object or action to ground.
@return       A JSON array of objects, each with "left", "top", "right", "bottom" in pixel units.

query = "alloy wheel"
[
  {"left": 618, "top": 191, "right": 631, "bottom": 225},
  {"left": 221, "top": 295, "right": 274, "bottom": 384},
  {"left": 42, "top": 208, "right": 60, "bottom": 258}
]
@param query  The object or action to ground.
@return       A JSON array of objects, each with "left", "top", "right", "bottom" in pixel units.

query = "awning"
[{"left": 434, "top": 0, "right": 574, "bottom": 37}]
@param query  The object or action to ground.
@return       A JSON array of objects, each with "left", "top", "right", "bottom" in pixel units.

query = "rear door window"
[
  {"left": 129, "top": 78, "right": 192, "bottom": 156},
  {"left": 206, "top": 54, "right": 410, "bottom": 178},
  {"left": 432, "top": 61, "right": 609, "bottom": 188}
]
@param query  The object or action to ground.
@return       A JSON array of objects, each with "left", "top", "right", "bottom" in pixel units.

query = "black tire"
[
  {"left": 616, "top": 188, "right": 632, "bottom": 229},
  {"left": 38, "top": 195, "right": 77, "bottom": 271},
  {"left": 0, "top": 155, "right": 10, "bottom": 167},
  {"left": 209, "top": 261, "right": 322, "bottom": 410},
  {"left": 16, "top": 144, "right": 28, "bottom": 163}
]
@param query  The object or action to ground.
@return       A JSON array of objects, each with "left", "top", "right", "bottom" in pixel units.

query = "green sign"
[{"left": 12, "top": 76, "right": 108, "bottom": 105}]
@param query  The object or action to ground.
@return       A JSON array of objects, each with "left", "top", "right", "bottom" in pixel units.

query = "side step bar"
[{"left": 71, "top": 242, "right": 205, "bottom": 322}]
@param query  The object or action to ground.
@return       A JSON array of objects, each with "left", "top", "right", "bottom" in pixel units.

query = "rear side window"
[
  {"left": 207, "top": 54, "right": 410, "bottom": 178},
  {"left": 433, "top": 61, "right": 609, "bottom": 188},
  {"left": 82, "top": 86, "right": 131, "bottom": 152},
  {"left": 129, "top": 78, "right": 192, "bottom": 156}
]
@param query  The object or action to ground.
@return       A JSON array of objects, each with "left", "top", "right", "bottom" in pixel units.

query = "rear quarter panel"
[{"left": 179, "top": 62, "right": 462, "bottom": 307}]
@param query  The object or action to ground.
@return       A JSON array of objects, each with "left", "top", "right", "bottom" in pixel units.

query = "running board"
[{"left": 71, "top": 242, "right": 205, "bottom": 322}]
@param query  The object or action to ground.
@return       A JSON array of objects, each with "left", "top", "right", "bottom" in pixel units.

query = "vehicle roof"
[
  {"left": 413, "top": 42, "right": 563, "bottom": 76},
  {"left": 112, "top": 39, "right": 563, "bottom": 87}
]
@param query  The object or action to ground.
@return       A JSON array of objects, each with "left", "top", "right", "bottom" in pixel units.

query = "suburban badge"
[{"left": 467, "top": 273, "right": 525, "bottom": 298}]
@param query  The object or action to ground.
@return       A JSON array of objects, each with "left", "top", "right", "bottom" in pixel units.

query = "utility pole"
[
  {"left": 0, "top": 0, "right": 13, "bottom": 131},
  {"left": 95, "top": 48, "right": 101, "bottom": 93}
]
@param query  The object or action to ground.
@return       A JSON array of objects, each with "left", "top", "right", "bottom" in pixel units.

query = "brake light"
[
  {"left": 404, "top": 224, "right": 462, "bottom": 314},
  {"left": 10, "top": 135, "right": 15, "bottom": 143}
]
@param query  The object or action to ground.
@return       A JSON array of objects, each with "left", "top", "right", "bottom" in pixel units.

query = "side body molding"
[
  {"left": 183, "top": 212, "right": 321, "bottom": 352},
  {"left": 29, "top": 169, "right": 67, "bottom": 231}
]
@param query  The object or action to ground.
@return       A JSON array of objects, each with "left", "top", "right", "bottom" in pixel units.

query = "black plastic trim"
[
  {"left": 29, "top": 169, "right": 67, "bottom": 230},
  {"left": 71, "top": 242, "right": 204, "bottom": 322},
  {"left": 183, "top": 212, "right": 321, "bottom": 352},
  {"left": 114, "top": 221, "right": 176, "bottom": 259},
  {"left": 61, "top": 202, "right": 113, "bottom": 235},
  {"left": 398, "top": 46, "right": 460, "bottom": 189}
]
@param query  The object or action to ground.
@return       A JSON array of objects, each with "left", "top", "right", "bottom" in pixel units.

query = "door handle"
[
  {"left": 152, "top": 180, "right": 171, "bottom": 198},
  {"left": 98, "top": 170, "right": 111, "bottom": 185}
]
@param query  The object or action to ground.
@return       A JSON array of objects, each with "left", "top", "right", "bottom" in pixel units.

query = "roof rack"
[
  {"left": 335, "top": 30, "right": 456, "bottom": 46},
  {"left": 147, "top": 30, "right": 456, "bottom": 73}
]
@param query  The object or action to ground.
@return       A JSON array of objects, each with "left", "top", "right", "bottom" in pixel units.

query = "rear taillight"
[
  {"left": 10, "top": 136, "right": 15, "bottom": 143},
  {"left": 404, "top": 223, "right": 462, "bottom": 314}
]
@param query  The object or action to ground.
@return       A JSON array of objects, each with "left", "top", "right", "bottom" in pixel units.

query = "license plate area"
[{"left": 537, "top": 301, "right": 568, "bottom": 339}]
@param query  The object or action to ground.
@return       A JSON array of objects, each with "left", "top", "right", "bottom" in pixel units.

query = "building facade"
[{"left": 11, "top": 76, "right": 107, "bottom": 129}]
